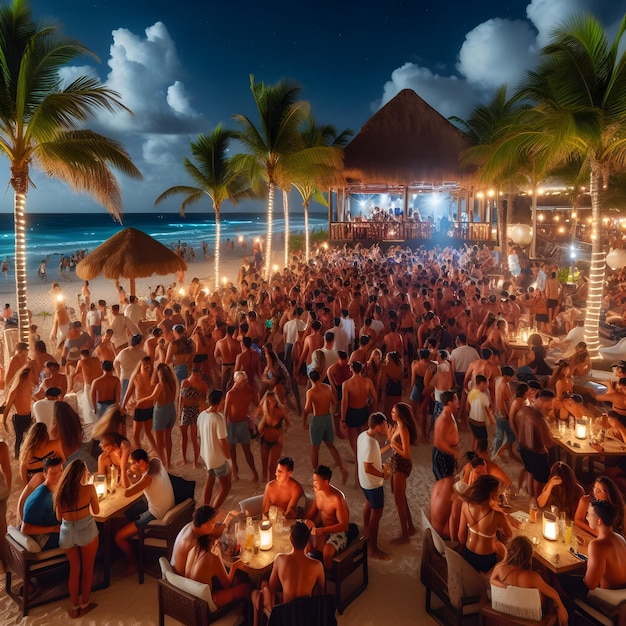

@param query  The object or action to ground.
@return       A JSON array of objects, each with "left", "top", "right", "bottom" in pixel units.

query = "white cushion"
[
  {"left": 490, "top": 584, "right": 542, "bottom": 621},
  {"left": 588, "top": 587, "right": 626, "bottom": 606},
  {"left": 420, "top": 508, "right": 447, "bottom": 556},
  {"left": 159, "top": 555, "right": 217, "bottom": 612},
  {"left": 7, "top": 525, "right": 42, "bottom": 553},
  {"left": 445, "top": 546, "right": 487, "bottom": 608}
]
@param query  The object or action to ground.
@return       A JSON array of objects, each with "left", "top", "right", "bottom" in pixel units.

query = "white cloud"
[
  {"left": 378, "top": 63, "right": 483, "bottom": 120},
  {"left": 142, "top": 135, "right": 188, "bottom": 169},
  {"left": 97, "top": 21, "right": 206, "bottom": 134},
  {"left": 58, "top": 65, "right": 99, "bottom": 86},
  {"left": 376, "top": 0, "right": 621, "bottom": 121},
  {"left": 456, "top": 19, "right": 537, "bottom": 90}
]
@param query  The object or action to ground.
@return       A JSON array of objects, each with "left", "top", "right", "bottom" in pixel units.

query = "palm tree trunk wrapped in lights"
[{"left": 0, "top": 1, "right": 141, "bottom": 343}]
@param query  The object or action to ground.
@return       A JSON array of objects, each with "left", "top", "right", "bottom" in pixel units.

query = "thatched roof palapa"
[
  {"left": 76, "top": 227, "right": 188, "bottom": 295},
  {"left": 343, "top": 89, "right": 471, "bottom": 186}
]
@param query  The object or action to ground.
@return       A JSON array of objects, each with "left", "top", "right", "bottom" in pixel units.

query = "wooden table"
[
  {"left": 550, "top": 423, "right": 626, "bottom": 480},
  {"left": 511, "top": 510, "right": 594, "bottom": 574},
  {"left": 93, "top": 489, "right": 144, "bottom": 587}
]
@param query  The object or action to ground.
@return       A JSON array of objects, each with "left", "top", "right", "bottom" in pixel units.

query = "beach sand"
[{"left": 0, "top": 234, "right": 522, "bottom": 625}]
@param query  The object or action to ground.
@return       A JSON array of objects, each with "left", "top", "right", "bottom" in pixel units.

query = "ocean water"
[{"left": 0, "top": 211, "right": 327, "bottom": 282}]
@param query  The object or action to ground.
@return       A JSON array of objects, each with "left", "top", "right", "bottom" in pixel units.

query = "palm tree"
[
  {"left": 452, "top": 87, "right": 528, "bottom": 261},
  {"left": 293, "top": 117, "right": 352, "bottom": 260},
  {"left": 233, "top": 76, "right": 308, "bottom": 277},
  {"left": 483, "top": 14, "right": 626, "bottom": 356},
  {"left": 154, "top": 125, "right": 253, "bottom": 289},
  {"left": 0, "top": 0, "right": 141, "bottom": 341}
]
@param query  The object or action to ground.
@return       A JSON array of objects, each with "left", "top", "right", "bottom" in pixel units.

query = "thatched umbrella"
[{"left": 76, "top": 227, "right": 188, "bottom": 295}]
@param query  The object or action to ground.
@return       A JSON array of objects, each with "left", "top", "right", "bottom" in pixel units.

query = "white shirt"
[
  {"left": 357, "top": 430, "right": 384, "bottom": 490},
  {"left": 143, "top": 458, "right": 175, "bottom": 519},
  {"left": 125, "top": 302, "right": 143, "bottom": 326},
  {"left": 450, "top": 345, "right": 480, "bottom": 374},
  {"left": 339, "top": 317, "right": 355, "bottom": 347},
  {"left": 198, "top": 410, "right": 228, "bottom": 469},
  {"left": 331, "top": 325, "right": 350, "bottom": 354},
  {"left": 32, "top": 398, "right": 57, "bottom": 429},
  {"left": 86, "top": 309, "right": 101, "bottom": 329},
  {"left": 283, "top": 318, "right": 306, "bottom": 344}
]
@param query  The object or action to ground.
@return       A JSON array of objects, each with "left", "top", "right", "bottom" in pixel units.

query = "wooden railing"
[{"left": 329, "top": 221, "right": 493, "bottom": 242}]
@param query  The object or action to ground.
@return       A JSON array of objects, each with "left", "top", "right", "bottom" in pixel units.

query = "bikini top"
[
  {"left": 62, "top": 501, "right": 91, "bottom": 514},
  {"left": 30, "top": 450, "right": 55, "bottom": 465},
  {"left": 467, "top": 507, "right": 496, "bottom": 539}
]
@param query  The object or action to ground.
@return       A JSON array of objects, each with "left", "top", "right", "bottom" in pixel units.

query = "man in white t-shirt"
[
  {"left": 357, "top": 412, "right": 391, "bottom": 560},
  {"left": 32, "top": 386, "right": 62, "bottom": 428},
  {"left": 115, "top": 447, "right": 175, "bottom": 577},
  {"left": 467, "top": 374, "right": 494, "bottom": 452},
  {"left": 198, "top": 389, "right": 232, "bottom": 508},
  {"left": 282, "top": 306, "right": 306, "bottom": 375}
]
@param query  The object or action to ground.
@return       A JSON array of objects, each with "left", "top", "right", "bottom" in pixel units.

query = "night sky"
[{"left": 12, "top": 0, "right": 624, "bottom": 213}]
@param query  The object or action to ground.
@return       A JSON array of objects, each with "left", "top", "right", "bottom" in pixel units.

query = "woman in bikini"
[
  {"left": 54, "top": 458, "right": 99, "bottom": 619},
  {"left": 458, "top": 474, "right": 512, "bottom": 573},
  {"left": 410, "top": 348, "right": 432, "bottom": 440},
  {"left": 96, "top": 432, "right": 131, "bottom": 488},
  {"left": 379, "top": 351, "right": 403, "bottom": 417},
  {"left": 491, "top": 536, "right": 568, "bottom": 626},
  {"left": 178, "top": 368, "right": 208, "bottom": 467},
  {"left": 19, "top": 422, "right": 65, "bottom": 483},
  {"left": 124, "top": 357, "right": 159, "bottom": 456},
  {"left": 256, "top": 391, "right": 291, "bottom": 482},
  {"left": 388, "top": 402, "right": 417, "bottom": 544},
  {"left": 138, "top": 363, "right": 178, "bottom": 469}
]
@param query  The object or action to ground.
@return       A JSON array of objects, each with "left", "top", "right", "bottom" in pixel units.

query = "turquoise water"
[{"left": 0, "top": 211, "right": 327, "bottom": 281}]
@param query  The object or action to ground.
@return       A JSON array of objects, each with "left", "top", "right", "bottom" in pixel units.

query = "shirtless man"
[
  {"left": 123, "top": 357, "right": 158, "bottom": 452},
  {"left": 95, "top": 329, "right": 116, "bottom": 363},
  {"left": 296, "top": 320, "right": 324, "bottom": 375},
  {"left": 2, "top": 366, "right": 34, "bottom": 457},
  {"left": 255, "top": 521, "right": 325, "bottom": 623},
  {"left": 432, "top": 390, "right": 461, "bottom": 481},
  {"left": 382, "top": 321, "right": 404, "bottom": 355},
  {"left": 262, "top": 456, "right": 304, "bottom": 518},
  {"left": 166, "top": 324, "right": 195, "bottom": 386},
  {"left": 214, "top": 325, "right": 240, "bottom": 392},
  {"left": 70, "top": 349, "right": 104, "bottom": 391},
  {"left": 303, "top": 370, "right": 348, "bottom": 483},
  {"left": 560, "top": 499, "right": 626, "bottom": 614},
  {"left": 304, "top": 465, "right": 350, "bottom": 570},
  {"left": 340, "top": 361, "right": 378, "bottom": 457},
  {"left": 4, "top": 342, "right": 29, "bottom": 390},
  {"left": 223, "top": 371, "right": 259, "bottom": 482},
  {"left": 463, "top": 347, "right": 501, "bottom": 406},
  {"left": 90, "top": 360, "right": 121, "bottom": 419},
  {"left": 35, "top": 361, "right": 67, "bottom": 400},
  {"left": 234, "top": 336, "right": 262, "bottom": 392}
]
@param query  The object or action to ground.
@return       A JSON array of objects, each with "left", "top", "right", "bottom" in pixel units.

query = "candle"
[
  {"left": 259, "top": 519, "right": 273, "bottom": 550},
  {"left": 542, "top": 511, "right": 558, "bottom": 541},
  {"left": 95, "top": 474, "right": 107, "bottom": 500},
  {"left": 575, "top": 417, "right": 588, "bottom": 440}
]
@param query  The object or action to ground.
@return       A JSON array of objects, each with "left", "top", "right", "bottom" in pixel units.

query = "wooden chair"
[
  {"left": 421, "top": 527, "right": 451, "bottom": 616},
  {"left": 445, "top": 545, "right": 487, "bottom": 626},
  {"left": 574, "top": 588, "right": 626, "bottom": 626},
  {"left": 266, "top": 594, "right": 337, "bottom": 626},
  {"left": 479, "top": 585, "right": 558, "bottom": 625},
  {"left": 4, "top": 526, "right": 69, "bottom": 616},
  {"left": 158, "top": 557, "right": 244, "bottom": 626}
]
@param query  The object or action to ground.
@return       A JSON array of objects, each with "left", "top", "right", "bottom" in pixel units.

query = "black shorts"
[
  {"left": 345, "top": 406, "right": 368, "bottom": 429},
  {"left": 535, "top": 313, "right": 549, "bottom": 323},
  {"left": 519, "top": 447, "right": 550, "bottom": 483},
  {"left": 134, "top": 406, "right": 154, "bottom": 422},
  {"left": 469, "top": 422, "right": 488, "bottom": 441},
  {"left": 547, "top": 299, "right": 558, "bottom": 310}
]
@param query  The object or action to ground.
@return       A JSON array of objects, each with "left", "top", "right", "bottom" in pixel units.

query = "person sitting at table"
[
  {"left": 518, "top": 334, "right": 552, "bottom": 380},
  {"left": 96, "top": 432, "right": 131, "bottom": 488},
  {"left": 458, "top": 474, "right": 513, "bottom": 573},
  {"left": 114, "top": 448, "right": 175, "bottom": 577},
  {"left": 304, "top": 464, "right": 350, "bottom": 570},
  {"left": 569, "top": 342, "right": 591, "bottom": 380},
  {"left": 559, "top": 500, "right": 626, "bottom": 611},
  {"left": 19, "top": 421, "right": 65, "bottom": 483},
  {"left": 253, "top": 521, "right": 325, "bottom": 626},
  {"left": 536, "top": 461, "right": 584, "bottom": 519},
  {"left": 559, "top": 392, "right": 586, "bottom": 422},
  {"left": 575, "top": 476, "right": 626, "bottom": 537},
  {"left": 262, "top": 456, "right": 304, "bottom": 519},
  {"left": 595, "top": 378, "right": 626, "bottom": 425},
  {"left": 491, "top": 536, "right": 568, "bottom": 626}
]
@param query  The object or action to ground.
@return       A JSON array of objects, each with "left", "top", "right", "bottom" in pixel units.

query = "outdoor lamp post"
[{"left": 606, "top": 248, "right": 626, "bottom": 271}]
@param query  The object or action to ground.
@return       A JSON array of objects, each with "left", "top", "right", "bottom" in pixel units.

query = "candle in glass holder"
[
  {"left": 575, "top": 417, "right": 588, "bottom": 440},
  {"left": 259, "top": 519, "right": 273, "bottom": 550},
  {"left": 95, "top": 474, "right": 107, "bottom": 500},
  {"left": 542, "top": 511, "right": 558, "bottom": 541}
]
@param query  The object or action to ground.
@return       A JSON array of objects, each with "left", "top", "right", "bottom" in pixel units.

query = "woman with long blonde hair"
[
  {"left": 54, "top": 459, "right": 99, "bottom": 618},
  {"left": 3, "top": 365, "right": 35, "bottom": 457}
]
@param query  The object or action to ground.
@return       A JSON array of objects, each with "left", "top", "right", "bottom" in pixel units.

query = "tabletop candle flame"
[{"left": 576, "top": 417, "right": 588, "bottom": 440}]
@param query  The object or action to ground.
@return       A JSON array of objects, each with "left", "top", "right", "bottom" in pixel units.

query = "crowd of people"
[{"left": 0, "top": 238, "right": 625, "bottom": 623}]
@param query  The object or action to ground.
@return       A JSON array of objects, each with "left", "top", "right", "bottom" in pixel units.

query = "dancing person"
[
  {"left": 2, "top": 365, "right": 34, "bottom": 458},
  {"left": 178, "top": 368, "right": 207, "bottom": 467},
  {"left": 54, "top": 459, "right": 99, "bottom": 618},
  {"left": 123, "top": 356, "right": 158, "bottom": 455}
]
